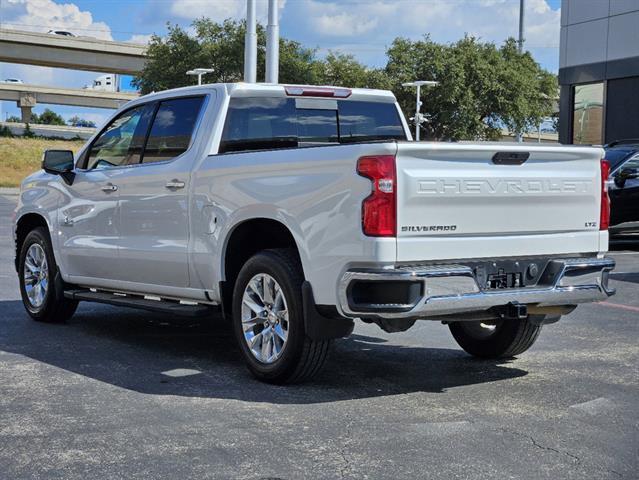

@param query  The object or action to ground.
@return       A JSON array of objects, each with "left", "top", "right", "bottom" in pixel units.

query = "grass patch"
[{"left": 0, "top": 137, "right": 85, "bottom": 188}]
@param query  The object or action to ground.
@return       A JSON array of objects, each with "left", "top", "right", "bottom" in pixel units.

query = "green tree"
[
  {"left": 132, "top": 24, "right": 204, "bottom": 94},
  {"left": 67, "top": 115, "right": 97, "bottom": 128},
  {"left": 34, "top": 108, "right": 66, "bottom": 126},
  {"left": 133, "top": 19, "right": 325, "bottom": 94},
  {"left": 6, "top": 115, "right": 21, "bottom": 123},
  {"left": 318, "top": 52, "right": 391, "bottom": 89},
  {"left": 386, "top": 36, "right": 556, "bottom": 140},
  {"left": 133, "top": 19, "right": 556, "bottom": 141}
]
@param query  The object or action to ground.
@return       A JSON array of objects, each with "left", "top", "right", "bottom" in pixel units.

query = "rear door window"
[
  {"left": 142, "top": 96, "right": 205, "bottom": 164},
  {"left": 219, "top": 97, "right": 297, "bottom": 153},
  {"left": 219, "top": 97, "right": 406, "bottom": 154}
]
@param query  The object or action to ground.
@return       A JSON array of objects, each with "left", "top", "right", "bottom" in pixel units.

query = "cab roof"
[{"left": 132, "top": 82, "right": 397, "bottom": 105}]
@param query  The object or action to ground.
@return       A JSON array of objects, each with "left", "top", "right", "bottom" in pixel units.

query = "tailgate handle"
[{"left": 492, "top": 151, "right": 530, "bottom": 165}]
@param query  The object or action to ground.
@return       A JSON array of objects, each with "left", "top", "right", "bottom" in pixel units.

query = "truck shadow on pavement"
[
  {"left": 0, "top": 300, "right": 528, "bottom": 403},
  {"left": 610, "top": 238, "right": 639, "bottom": 251}
]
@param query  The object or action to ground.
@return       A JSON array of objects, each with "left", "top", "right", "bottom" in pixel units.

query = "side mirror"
[
  {"left": 619, "top": 167, "right": 639, "bottom": 181},
  {"left": 42, "top": 150, "right": 75, "bottom": 185}
]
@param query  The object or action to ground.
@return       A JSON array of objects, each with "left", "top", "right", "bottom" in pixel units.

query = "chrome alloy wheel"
[
  {"left": 241, "top": 273, "right": 289, "bottom": 364},
  {"left": 23, "top": 243, "right": 48, "bottom": 308}
]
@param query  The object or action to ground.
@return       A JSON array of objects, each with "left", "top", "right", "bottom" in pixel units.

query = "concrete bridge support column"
[{"left": 18, "top": 92, "right": 36, "bottom": 123}]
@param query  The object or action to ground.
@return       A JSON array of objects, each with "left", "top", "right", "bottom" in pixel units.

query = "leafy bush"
[
  {"left": 23, "top": 123, "right": 35, "bottom": 138},
  {"left": 0, "top": 125, "right": 14, "bottom": 137}
]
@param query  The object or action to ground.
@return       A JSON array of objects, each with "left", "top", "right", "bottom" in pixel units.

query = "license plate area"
[
  {"left": 487, "top": 271, "right": 523, "bottom": 289},
  {"left": 470, "top": 258, "right": 552, "bottom": 291}
]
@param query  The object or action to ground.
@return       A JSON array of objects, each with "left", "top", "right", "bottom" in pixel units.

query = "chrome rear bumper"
[{"left": 338, "top": 257, "right": 615, "bottom": 319}]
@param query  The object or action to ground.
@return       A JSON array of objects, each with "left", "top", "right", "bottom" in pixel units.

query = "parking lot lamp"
[
  {"left": 402, "top": 80, "right": 439, "bottom": 141},
  {"left": 186, "top": 68, "right": 215, "bottom": 86}
]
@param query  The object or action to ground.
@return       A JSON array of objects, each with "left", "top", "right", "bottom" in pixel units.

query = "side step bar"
[{"left": 64, "top": 289, "right": 217, "bottom": 318}]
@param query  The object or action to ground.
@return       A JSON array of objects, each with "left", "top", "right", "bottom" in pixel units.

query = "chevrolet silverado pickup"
[{"left": 13, "top": 83, "right": 615, "bottom": 383}]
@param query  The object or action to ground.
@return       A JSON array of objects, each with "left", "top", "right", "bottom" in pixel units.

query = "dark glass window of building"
[{"left": 605, "top": 77, "right": 639, "bottom": 145}]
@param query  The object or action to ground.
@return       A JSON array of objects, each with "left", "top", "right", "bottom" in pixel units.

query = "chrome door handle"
[
  {"left": 165, "top": 180, "right": 185, "bottom": 190},
  {"left": 101, "top": 183, "right": 118, "bottom": 193}
]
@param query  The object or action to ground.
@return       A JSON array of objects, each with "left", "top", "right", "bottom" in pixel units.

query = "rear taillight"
[
  {"left": 357, "top": 155, "right": 396, "bottom": 237},
  {"left": 600, "top": 159, "right": 610, "bottom": 230}
]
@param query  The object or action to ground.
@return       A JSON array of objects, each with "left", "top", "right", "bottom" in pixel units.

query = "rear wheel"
[
  {"left": 449, "top": 317, "right": 542, "bottom": 359},
  {"left": 232, "top": 249, "right": 331, "bottom": 384},
  {"left": 19, "top": 227, "right": 77, "bottom": 323}
]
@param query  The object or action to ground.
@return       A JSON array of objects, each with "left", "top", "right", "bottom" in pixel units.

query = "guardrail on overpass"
[
  {"left": 1, "top": 121, "right": 96, "bottom": 140},
  {"left": 0, "top": 28, "right": 147, "bottom": 75}
]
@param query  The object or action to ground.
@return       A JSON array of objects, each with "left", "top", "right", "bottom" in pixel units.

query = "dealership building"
[{"left": 559, "top": 0, "right": 639, "bottom": 145}]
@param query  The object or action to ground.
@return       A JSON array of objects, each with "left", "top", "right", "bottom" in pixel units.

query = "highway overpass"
[
  {"left": 0, "top": 28, "right": 147, "bottom": 75},
  {"left": 0, "top": 83, "right": 138, "bottom": 121}
]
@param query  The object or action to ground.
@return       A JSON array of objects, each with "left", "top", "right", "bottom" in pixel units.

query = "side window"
[
  {"left": 142, "top": 96, "right": 205, "bottom": 164},
  {"left": 219, "top": 97, "right": 297, "bottom": 153},
  {"left": 87, "top": 103, "right": 155, "bottom": 170}
]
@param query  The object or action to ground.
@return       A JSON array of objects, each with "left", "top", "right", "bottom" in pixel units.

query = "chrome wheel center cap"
[
  {"left": 23, "top": 243, "right": 48, "bottom": 309},
  {"left": 241, "top": 273, "right": 290, "bottom": 364}
]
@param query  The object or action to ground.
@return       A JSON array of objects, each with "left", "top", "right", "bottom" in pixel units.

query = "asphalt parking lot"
[{"left": 0, "top": 193, "right": 637, "bottom": 480}]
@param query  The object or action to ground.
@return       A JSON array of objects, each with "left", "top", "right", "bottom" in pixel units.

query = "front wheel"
[
  {"left": 19, "top": 227, "right": 78, "bottom": 323},
  {"left": 232, "top": 249, "right": 331, "bottom": 384},
  {"left": 449, "top": 317, "right": 543, "bottom": 359}
]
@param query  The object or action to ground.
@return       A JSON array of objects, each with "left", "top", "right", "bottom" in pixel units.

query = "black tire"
[
  {"left": 232, "top": 248, "right": 331, "bottom": 384},
  {"left": 449, "top": 317, "right": 542, "bottom": 359},
  {"left": 18, "top": 227, "right": 78, "bottom": 323}
]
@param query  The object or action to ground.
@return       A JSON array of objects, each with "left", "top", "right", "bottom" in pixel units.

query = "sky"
[{"left": 0, "top": 0, "right": 562, "bottom": 126}]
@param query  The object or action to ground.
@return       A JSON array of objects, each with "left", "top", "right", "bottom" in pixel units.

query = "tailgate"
[{"left": 395, "top": 142, "right": 605, "bottom": 261}]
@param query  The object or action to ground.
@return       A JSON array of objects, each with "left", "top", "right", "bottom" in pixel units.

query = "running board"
[{"left": 64, "top": 289, "right": 216, "bottom": 317}]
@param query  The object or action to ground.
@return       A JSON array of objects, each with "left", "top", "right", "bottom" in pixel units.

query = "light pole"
[
  {"left": 186, "top": 68, "right": 215, "bottom": 85},
  {"left": 402, "top": 80, "right": 439, "bottom": 141},
  {"left": 518, "top": 0, "right": 525, "bottom": 54},
  {"left": 266, "top": 0, "right": 280, "bottom": 83},
  {"left": 516, "top": 0, "right": 525, "bottom": 142},
  {"left": 244, "top": 0, "right": 257, "bottom": 83}
]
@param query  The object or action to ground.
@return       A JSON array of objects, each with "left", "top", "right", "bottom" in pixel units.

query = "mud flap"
[{"left": 302, "top": 281, "right": 354, "bottom": 341}]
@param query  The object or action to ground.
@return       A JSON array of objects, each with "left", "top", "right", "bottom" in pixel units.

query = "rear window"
[{"left": 219, "top": 97, "right": 405, "bottom": 154}]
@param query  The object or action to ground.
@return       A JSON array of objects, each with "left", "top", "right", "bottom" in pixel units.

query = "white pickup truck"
[{"left": 13, "top": 83, "right": 615, "bottom": 383}]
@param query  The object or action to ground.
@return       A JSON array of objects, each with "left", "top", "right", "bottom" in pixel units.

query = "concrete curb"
[{"left": 0, "top": 187, "right": 20, "bottom": 196}]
